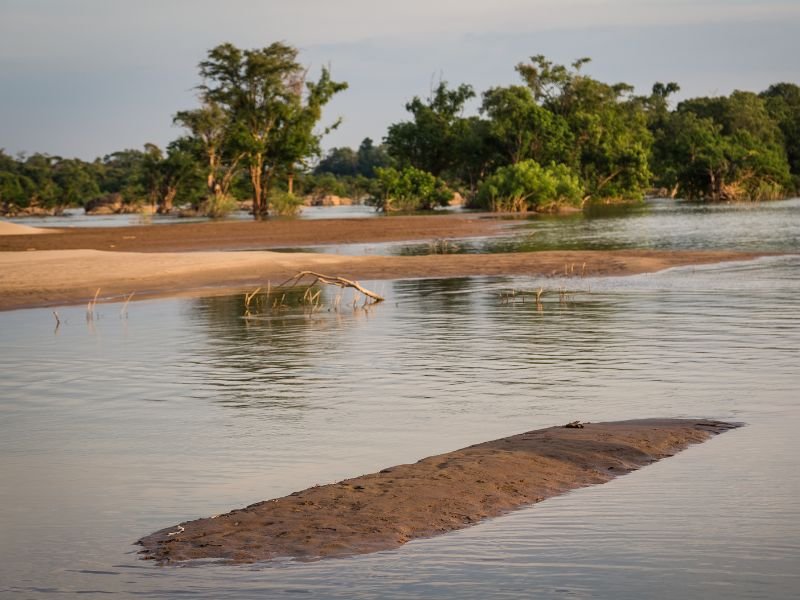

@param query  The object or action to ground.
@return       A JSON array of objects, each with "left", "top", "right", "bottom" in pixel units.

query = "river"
[{"left": 0, "top": 200, "right": 798, "bottom": 598}]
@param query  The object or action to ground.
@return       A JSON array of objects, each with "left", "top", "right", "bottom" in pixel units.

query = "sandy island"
[
  {"left": 137, "top": 419, "right": 738, "bottom": 564},
  {"left": 0, "top": 216, "right": 774, "bottom": 311}
]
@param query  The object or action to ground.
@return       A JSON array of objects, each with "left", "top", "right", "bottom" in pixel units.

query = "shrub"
[
  {"left": 202, "top": 194, "right": 238, "bottom": 218},
  {"left": 477, "top": 160, "right": 583, "bottom": 212},
  {"left": 268, "top": 190, "right": 304, "bottom": 216},
  {"left": 370, "top": 166, "right": 452, "bottom": 211}
]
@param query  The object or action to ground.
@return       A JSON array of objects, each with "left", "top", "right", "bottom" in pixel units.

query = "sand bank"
[
  {"left": 0, "top": 248, "right": 770, "bottom": 311},
  {"left": 0, "top": 220, "right": 56, "bottom": 236},
  {"left": 137, "top": 419, "right": 738, "bottom": 564}
]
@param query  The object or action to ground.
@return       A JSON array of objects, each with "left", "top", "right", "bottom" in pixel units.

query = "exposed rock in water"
[
  {"left": 303, "top": 194, "right": 354, "bottom": 207},
  {"left": 137, "top": 418, "right": 739, "bottom": 565}
]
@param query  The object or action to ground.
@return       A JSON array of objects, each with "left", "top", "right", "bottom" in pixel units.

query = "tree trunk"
[
  {"left": 207, "top": 172, "right": 216, "bottom": 197},
  {"left": 288, "top": 173, "right": 294, "bottom": 196},
  {"left": 159, "top": 187, "right": 177, "bottom": 214},
  {"left": 250, "top": 156, "right": 264, "bottom": 220},
  {"left": 261, "top": 166, "right": 274, "bottom": 218}
]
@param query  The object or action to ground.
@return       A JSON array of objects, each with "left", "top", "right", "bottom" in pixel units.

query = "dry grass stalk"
[
  {"left": 86, "top": 288, "right": 100, "bottom": 321},
  {"left": 244, "top": 287, "right": 261, "bottom": 310},
  {"left": 120, "top": 292, "right": 135, "bottom": 319}
]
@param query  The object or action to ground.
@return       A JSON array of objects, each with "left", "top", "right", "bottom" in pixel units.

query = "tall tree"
[
  {"left": 174, "top": 100, "right": 244, "bottom": 205},
  {"left": 480, "top": 85, "right": 573, "bottom": 167},
  {"left": 385, "top": 81, "right": 475, "bottom": 177},
  {"left": 761, "top": 83, "right": 800, "bottom": 187},
  {"left": 195, "top": 42, "right": 346, "bottom": 218},
  {"left": 514, "top": 56, "right": 652, "bottom": 200}
]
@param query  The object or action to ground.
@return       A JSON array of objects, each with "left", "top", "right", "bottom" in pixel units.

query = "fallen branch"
[{"left": 278, "top": 271, "right": 385, "bottom": 303}]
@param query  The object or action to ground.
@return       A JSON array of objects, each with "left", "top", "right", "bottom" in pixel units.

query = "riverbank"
[
  {"left": 137, "top": 419, "right": 738, "bottom": 564},
  {"left": 0, "top": 248, "right": 772, "bottom": 311}
]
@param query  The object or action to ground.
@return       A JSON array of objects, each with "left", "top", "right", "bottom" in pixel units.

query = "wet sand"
[
  {"left": 0, "top": 213, "right": 503, "bottom": 252},
  {"left": 0, "top": 248, "right": 770, "bottom": 311},
  {"left": 137, "top": 419, "right": 738, "bottom": 564}
]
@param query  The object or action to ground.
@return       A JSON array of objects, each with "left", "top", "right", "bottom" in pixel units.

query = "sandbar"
[
  {"left": 0, "top": 220, "right": 56, "bottom": 236},
  {"left": 0, "top": 248, "right": 770, "bottom": 311},
  {"left": 137, "top": 419, "right": 738, "bottom": 564}
]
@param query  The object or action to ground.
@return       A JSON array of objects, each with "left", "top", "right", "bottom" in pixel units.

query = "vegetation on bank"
[{"left": 1, "top": 48, "right": 799, "bottom": 218}]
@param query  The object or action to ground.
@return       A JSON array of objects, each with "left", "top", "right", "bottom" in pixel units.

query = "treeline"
[
  {"left": 2, "top": 49, "right": 799, "bottom": 217},
  {"left": 342, "top": 56, "right": 800, "bottom": 212}
]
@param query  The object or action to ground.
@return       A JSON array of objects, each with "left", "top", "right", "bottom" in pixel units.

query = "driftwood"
[{"left": 278, "top": 271, "right": 384, "bottom": 303}]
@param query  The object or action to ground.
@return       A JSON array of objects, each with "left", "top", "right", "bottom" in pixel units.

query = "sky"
[{"left": 1, "top": 0, "right": 799, "bottom": 160}]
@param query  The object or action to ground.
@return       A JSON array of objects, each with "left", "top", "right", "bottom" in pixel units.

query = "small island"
[{"left": 137, "top": 419, "right": 738, "bottom": 564}]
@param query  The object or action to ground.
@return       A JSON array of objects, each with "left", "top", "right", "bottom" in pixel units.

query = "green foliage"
[
  {"left": 202, "top": 193, "right": 238, "bottom": 218},
  {"left": 3, "top": 52, "right": 799, "bottom": 218},
  {"left": 477, "top": 160, "right": 583, "bottom": 212},
  {"left": 385, "top": 82, "right": 475, "bottom": 177},
  {"left": 193, "top": 42, "right": 347, "bottom": 219},
  {"left": 480, "top": 85, "right": 573, "bottom": 167},
  {"left": 761, "top": 83, "right": 800, "bottom": 188},
  {"left": 267, "top": 190, "right": 304, "bottom": 216},
  {"left": 514, "top": 56, "right": 652, "bottom": 200},
  {"left": 370, "top": 166, "right": 452, "bottom": 211},
  {"left": 653, "top": 92, "right": 793, "bottom": 201},
  {"left": 315, "top": 146, "right": 359, "bottom": 176},
  {"left": 0, "top": 169, "right": 28, "bottom": 209},
  {"left": 315, "top": 138, "right": 393, "bottom": 178}
]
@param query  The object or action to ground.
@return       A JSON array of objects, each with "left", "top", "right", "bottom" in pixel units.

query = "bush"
[
  {"left": 268, "top": 190, "right": 304, "bottom": 216},
  {"left": 201, "top": 194, "right": 238, "bottom": 218},
  {"left": 370, "top": 166, "right": 452, "bottom": 211},
  {"left": 477, "top": 160, "right": 583, "bottom": 212}
]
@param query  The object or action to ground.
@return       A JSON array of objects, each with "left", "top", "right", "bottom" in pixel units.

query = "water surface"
[
  {"left": 1, "top": 254, "right": 798, "bottom": 599},
  {"left": 290, "top": 197, "right": 800, "bottom": 256}
]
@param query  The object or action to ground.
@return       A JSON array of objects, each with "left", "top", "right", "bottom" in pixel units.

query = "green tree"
[
  {"left": 514, "top": 56, "right": 652, "bottom": 200},
  {"left": 268, "top": 66, "right": 348, "bottom": 198},
  {"left": 356, "top": 138, "right": 393, "bottom": 177},
  {"left": 100, "top": 149, "right": 148, "bottom": 203},
  {"left": 385, "top": 81, "right": 475, "bottom": 177},
  {"left": 661, "top": 91, "right": 792, "bottom": 200},
  {"left": 761, "top": 83, "right": 800, "bottom": 188},
  {"left": 174, "top": 99, "right": 245, "bottom": 206},
  {"left": 196, "top": 42, "right": 346, "bottom": 219},
  {"left": 0, "top": 150, "right": 29, "bottom": 212},
  {"left": 52, "top": 158, "right": 100, "bottom": 207},
  {"left": 20, "top": 154, "right": 61, "bottom": 210},
  {"left": 315, "top": 146, "right": 359, "bottom": 176},
  {"left": 480, "top": 85, "right": 573, "bottom": 167}
]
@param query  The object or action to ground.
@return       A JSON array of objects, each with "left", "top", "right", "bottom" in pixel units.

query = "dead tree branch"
[{"left": 278, "top": 271, "right": 385, "bottom": 303}]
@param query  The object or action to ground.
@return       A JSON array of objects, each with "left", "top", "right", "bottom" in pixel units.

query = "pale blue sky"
[{"left": 1, "top": 0, "right": 798, "bottom": 159}]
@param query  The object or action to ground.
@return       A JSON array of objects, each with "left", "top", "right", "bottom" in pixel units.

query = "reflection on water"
[{"left": 0, "top": 254, "right": 798, "bottom": 599}]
